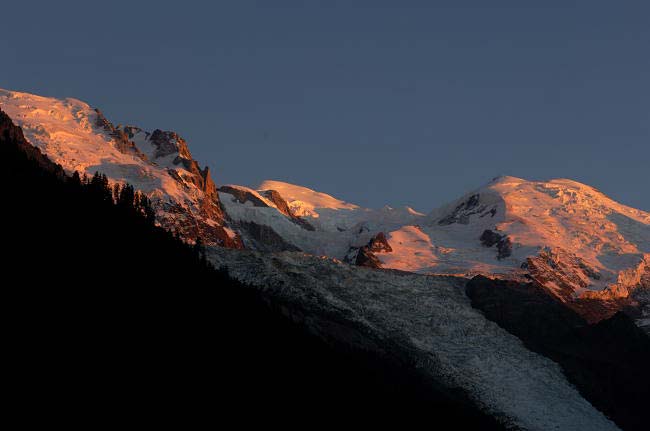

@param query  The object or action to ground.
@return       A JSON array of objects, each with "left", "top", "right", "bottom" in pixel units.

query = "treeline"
[{"left": 74, "top": 171, "right": 156, "bottom": 225}]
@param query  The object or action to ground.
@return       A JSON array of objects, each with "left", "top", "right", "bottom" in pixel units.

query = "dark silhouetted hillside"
[{"left": 2, "top": 109, "right": 504, "bottom": 428}]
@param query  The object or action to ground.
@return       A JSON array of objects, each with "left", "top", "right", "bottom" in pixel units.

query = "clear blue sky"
[{"left": 2, "top": 1, "right": 649, "bottom": 211}]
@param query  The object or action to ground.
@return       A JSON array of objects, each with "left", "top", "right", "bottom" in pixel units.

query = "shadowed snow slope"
[{"left": 208, "top": 247, "right": 619, "bottom": 431}]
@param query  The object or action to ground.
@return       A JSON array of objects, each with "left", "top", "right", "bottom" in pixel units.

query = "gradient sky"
[{"left": 2, "top": 1, "right": 648, "bottom": 211}]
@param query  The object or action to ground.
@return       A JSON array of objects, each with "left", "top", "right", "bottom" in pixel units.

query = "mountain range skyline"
[
  {"left": 2, "top": 86, "right": 648, "bottom": 332},
  {"left": 2, "top": 82, "right": 647, "bottom": 213},
  {"left": 2, "top": 2, "right": 649, "bottom": 211},
  {"left": 5, "top": 82, "right": 647, "bottom": 213}
]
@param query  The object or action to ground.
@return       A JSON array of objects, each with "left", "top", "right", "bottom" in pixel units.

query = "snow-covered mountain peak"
[
  {"left": 257, "top": 179, "right": 359, "bottom": 218},
  {"left": 433, "top": 175, "right": 649, "bottom": 229},
  {"left": 394, "top": 176, "right": 649, "bottom": 313},
  {"left": 0, "top": 88, "right": 239, "bottom": 247}
]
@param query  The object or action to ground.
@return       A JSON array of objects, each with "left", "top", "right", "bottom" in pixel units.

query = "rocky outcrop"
[
  {"left": 219, "top": 186, "right": 269, "bottom": 207},
  {"left": 261, "top": 189, "right": 291, "bottom": 215},
  {"left": 438, "top": 194, "right": 498, "bottom": 225},
  {"left": 261, "top": 189, "right": 316, "bottom": 231},
  {"left": 479, "top": 229, "right": 502, "bottom": 247},
  {"left": 522, "top": 248, "right": 650, "bottom": 324},
  {"left": 366, "top": 231, "right": 392, "bottom": 253},
  {"left": 217, "top": 186, "right": 306, "bottom": 250},
  {"left": 218, "top": 186, "right": 316, "bottom": 233},
  {"left": 116, "top": 125, "right": 231, "bottom": 245},
  {"left": 345, "top": 232, "right": 392, "bottom": 268},
  {"left": 156, "top": 160, "right": 230, "bottom": 245},
  {"left": 480, "top": 229, "right": 512, "bottom": 260},
  {"left": 198, "top": 167, "right": 221, "bottom": 210},
  {"left": 157, "top": 202, "right": 241, "bottom": 248},
  {"left": 94, "top": 109, "right": 148, "bottom": 161},
  {"left": 147, "top": 129, "right": 224, "bottom": 214},
  {"left": 149, "top": 129, "right": 193, "bottom": 160},
  {"left": 117, "top": 123, "right": 231, "bottom": 241}
]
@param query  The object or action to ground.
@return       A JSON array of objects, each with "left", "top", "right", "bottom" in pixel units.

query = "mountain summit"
[{"left": 417, "top": 176, "right": 650, "bottom": 316}]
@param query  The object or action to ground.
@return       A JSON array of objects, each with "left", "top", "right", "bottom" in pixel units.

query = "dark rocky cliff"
[{"left": 466, "top": 275, "right": 650, "bottom": 431}]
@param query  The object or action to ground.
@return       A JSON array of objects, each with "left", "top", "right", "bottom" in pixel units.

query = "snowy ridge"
[
  {"left": 0, "top": 90, "right": 185, "bottom": 201},
  {"left": 221, "top": 184, "right": 279, "bottom": 209},
  {"left": 220, "top": 181, "right": 425, "bottom": 257},
  {"left": 0, "top": 88, "right": 239, "bottom": 247},
  {"left": 258, "top": 180, "right": 359, "bottom": 217}
]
